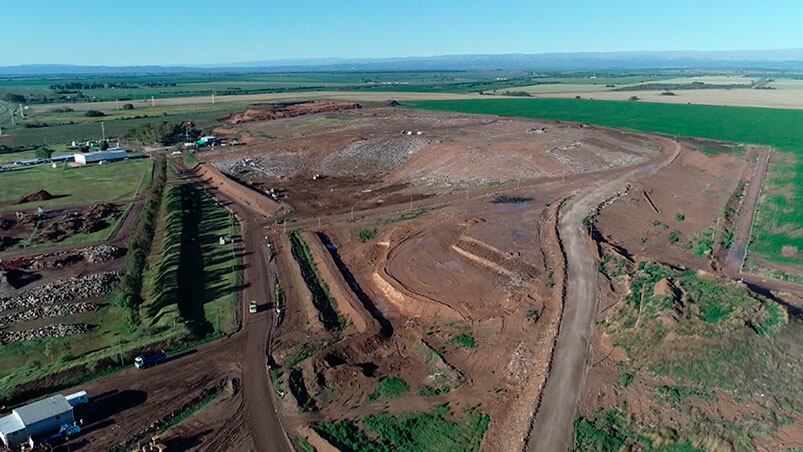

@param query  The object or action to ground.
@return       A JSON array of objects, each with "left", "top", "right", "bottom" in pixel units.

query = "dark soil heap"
[{"left": 18, "top": 190, "right": 54, "bottom": 204}]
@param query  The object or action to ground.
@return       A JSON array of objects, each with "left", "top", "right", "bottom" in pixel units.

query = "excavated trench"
[{"left": 317, "top": 233, "right": 393, "bottom": 338}]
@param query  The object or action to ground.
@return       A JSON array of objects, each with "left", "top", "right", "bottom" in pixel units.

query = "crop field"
[
  {"left": 749, "top": 152, "right": 803, "bottom": 271},
  {"left": 0, "top": 158, "right": 152, "bottom": 209},
  {"left": 0, "top": 104, "right": 247, "bottom": 149},
  {"left": 0, "top": 71, "right": 553, "bottom": 104},
  {"left": 409, "top": 98, "right": 803, "bottom": 273}
]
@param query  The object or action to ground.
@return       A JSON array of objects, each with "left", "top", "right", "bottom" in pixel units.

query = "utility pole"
[
  {"left": 151, "top": 96, "right": 155, "bottom": 107},
  {"left": 212, "top": 91, "right": 216, "bottom": 104},
  {"left": 10, "top": 112, "right": 15, "bottom": 126},
  {"left": 101, "top": 121, "right": 106, "bottom": 140},
  {"left": 116, "top": 98, "right": 120, "bottom": 110},
  {"left": 18, "top": 104, "right": 24, "bottom": 118}
]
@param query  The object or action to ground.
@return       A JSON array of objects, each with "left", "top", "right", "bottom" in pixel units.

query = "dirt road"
[
  {"left": 527, "top": 138, "right": 680, "bottom": 452},
  {"left": 725, "top": 148, "right": 771, "bottom": 276},
  {"left": 186, "top": 164, "right": 292, "bottom": 452}
]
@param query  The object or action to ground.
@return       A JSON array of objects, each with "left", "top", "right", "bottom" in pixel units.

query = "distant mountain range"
[{"left": 3, "top": 49, "right": 803, "bottom": 75}]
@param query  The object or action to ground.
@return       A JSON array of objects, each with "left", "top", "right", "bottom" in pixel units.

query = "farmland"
[{"left": 409, "top": 98, "right": 803, "bottom": 273}]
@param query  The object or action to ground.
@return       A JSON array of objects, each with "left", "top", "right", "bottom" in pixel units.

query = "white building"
[
  {"left": 0, "top": 392, "right": 86, "bottom": 448},
  {"left": 73, "top": 149, "right": 128, "bottom": 165}
]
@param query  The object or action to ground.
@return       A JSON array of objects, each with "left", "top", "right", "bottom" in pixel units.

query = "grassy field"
[
  {"left": 748, "top": 153, "right": 803, "bottom": 271},
  {"left": 587, "top": 257, "right": 799, "bottom": 450},
  {"left": 0, "top": 158, "right": 152, "bottom": 210},
  {"left": 315, "top": 405, "right": 489, "bottom": 452},
  {"left": 409, "top": 98, "right": 803, "bottom": 273}
]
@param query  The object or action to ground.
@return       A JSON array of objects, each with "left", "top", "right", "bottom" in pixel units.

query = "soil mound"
[
  {"left": 18, "top": 190, "right": 54, "bottom": 204},
  {"left": 225, "top": 101, "right": 360, "bottom": 125}
]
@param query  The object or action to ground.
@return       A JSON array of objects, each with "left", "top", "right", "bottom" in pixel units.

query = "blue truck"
[{"left": 134, "top": 351, "right": 167, "bottom": 369}]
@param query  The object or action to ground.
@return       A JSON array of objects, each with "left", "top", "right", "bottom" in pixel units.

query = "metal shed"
[{"left": 0, "top": 395, "right": 75, "bottom": 448}]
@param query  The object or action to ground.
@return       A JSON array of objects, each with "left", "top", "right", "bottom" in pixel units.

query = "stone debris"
[
  {"left": 25, "top": 245, "right": 123, "bottom": 270},
  {"left": 0, "top": 323, "right": 92, "bottom": 344},
  {"left": 1, "top": 302, "right": 99, "bottom": 327},
  {"left": 0, "top": 272, "right": 120, "bottom": 313}
]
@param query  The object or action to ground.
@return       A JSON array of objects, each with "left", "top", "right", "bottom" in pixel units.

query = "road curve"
[{"left": 527, "top": 138, "right": 681, "bottom": 452}]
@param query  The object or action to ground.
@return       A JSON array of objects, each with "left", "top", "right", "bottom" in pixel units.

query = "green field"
[
  {"left": 748, "top": 153, "right": 803, "bottom": 271},
  {"left": 0, "top": 158, "right": 152, "bottom": 210},
  {"left": 409, "top": 98, "right": 803, "bottom": 272},
  {"left": 315, "top": 405, "right": 489, "bottom": 452}
]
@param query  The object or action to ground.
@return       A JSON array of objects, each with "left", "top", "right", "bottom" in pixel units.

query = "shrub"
[
  {"left": 668, "top": 230, "right": 681, "bottom": 244},
  {"left": 368, "top": 376, "right": 410, "bottom": 401},
  {"left": 122, "top": 103, "right": 135, "bottom": 110},
  {"left": 675, "top": 213, "right": 685, "bottom": 222},
  {"left": 84, "top": 110, "right": 105, "bottom": 117},
  {"left": 449, "top": 333, "right": 477, "bottom": 349},
  {"left": 358, "top": 228, "right": 377, "bottom": 243}
]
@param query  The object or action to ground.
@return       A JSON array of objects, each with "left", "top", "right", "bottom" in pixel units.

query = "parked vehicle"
[
  {"left": 134, "top": 351, "right": 167, "bottom": 369},
  {"left": 44, "top": 423, "right": 81, "bottom": 445},
  {"left": 249, "top": 301, "right": 258, "bottom": 314}
]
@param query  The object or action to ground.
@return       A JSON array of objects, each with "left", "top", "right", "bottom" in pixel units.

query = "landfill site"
[{"left": 1, "top": 101, "right": 801, "bottom": 451}]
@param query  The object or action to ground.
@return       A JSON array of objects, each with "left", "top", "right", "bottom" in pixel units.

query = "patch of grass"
[
  {"left": 316, "top": 405, "right": 490, "bottom": 452},
  {"left": 418, "top": 385, "right": 450, "bottom": 397},
  {"left": 688, "top": 228, "right": 716, "bottom": 259},
  {"left": 0, "top": 158, "right": 152, "bottom": 210},
  {"left": 285, "top": 343, "right": 317, "bottom": 369},
  {"left": 368, "top": 376, "right": 410, "bottom": 401},
  {"left": 573, "top": 409, "right": 704, "bottom": 452},
  {"left": 448, "top": 333, "right": 477, "bottom": 349},
  {"left": 357, "top": 228, "right": 377, "bottom": 243},
  {"left": 297, "top": 436, "right": 316, "bottom": 452},
  {"left": 656, "top": 385, "right": 715, "bottom": 405}
]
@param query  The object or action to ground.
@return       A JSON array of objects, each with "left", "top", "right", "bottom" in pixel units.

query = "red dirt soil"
[{"left": 225, "top": 101, "right": 361, "bottom": 125}]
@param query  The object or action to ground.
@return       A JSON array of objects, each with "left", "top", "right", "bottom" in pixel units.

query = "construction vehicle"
[{"left": 134, "top": 351, "right": 167, "bottom": 369}]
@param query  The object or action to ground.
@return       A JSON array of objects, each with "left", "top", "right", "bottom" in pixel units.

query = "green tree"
[
  {"left": 4, "top": 93, "right": 26, "bottom": 103},
  {"left": 35, "top": 146, "right": 53, "bottom": 161}
]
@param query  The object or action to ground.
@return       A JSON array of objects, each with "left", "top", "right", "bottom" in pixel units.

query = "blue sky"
[{"left": 2, "top": 0, "right": 802, "bottom": 65}]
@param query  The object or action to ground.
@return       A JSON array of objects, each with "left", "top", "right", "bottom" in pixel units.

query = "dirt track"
[
  {"left": 527, "top": 137, "right": 680, "bottom": 452},
  {"left": 184, "top": 163, "right": 292, "bottom": 452},
  {"left": 725, "top": 148, "right": 771, "bottom": 275}
]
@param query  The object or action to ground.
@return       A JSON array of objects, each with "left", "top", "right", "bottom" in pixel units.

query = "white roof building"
[
  {"left": 0, "top": 394, "right": 76, "bottom": 448},
  {"left": 73, "top": 149, "right": 128, "bottom": 165}
]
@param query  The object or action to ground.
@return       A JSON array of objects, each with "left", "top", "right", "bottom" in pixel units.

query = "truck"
[{"left": 134, "top": 351, "right": 167, "bottom": 369}]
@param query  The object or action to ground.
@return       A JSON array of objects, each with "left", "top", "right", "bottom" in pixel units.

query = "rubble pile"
[
  {"left": 1, "top": 302, "right": 100, "bottom": 327},
  {"left": 0, "top": 323, "right": 92, "bottom": 344},
  {"left": 0, "top": 272, "right": 120, "bottom": 312}
]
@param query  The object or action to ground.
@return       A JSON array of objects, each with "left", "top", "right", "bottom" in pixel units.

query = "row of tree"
[
  {"left": 125, "top": 121, "right": 201, "bottom": 146},
  {"left": 114, "top": 155, "right": 167, "bottom": 326}
]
